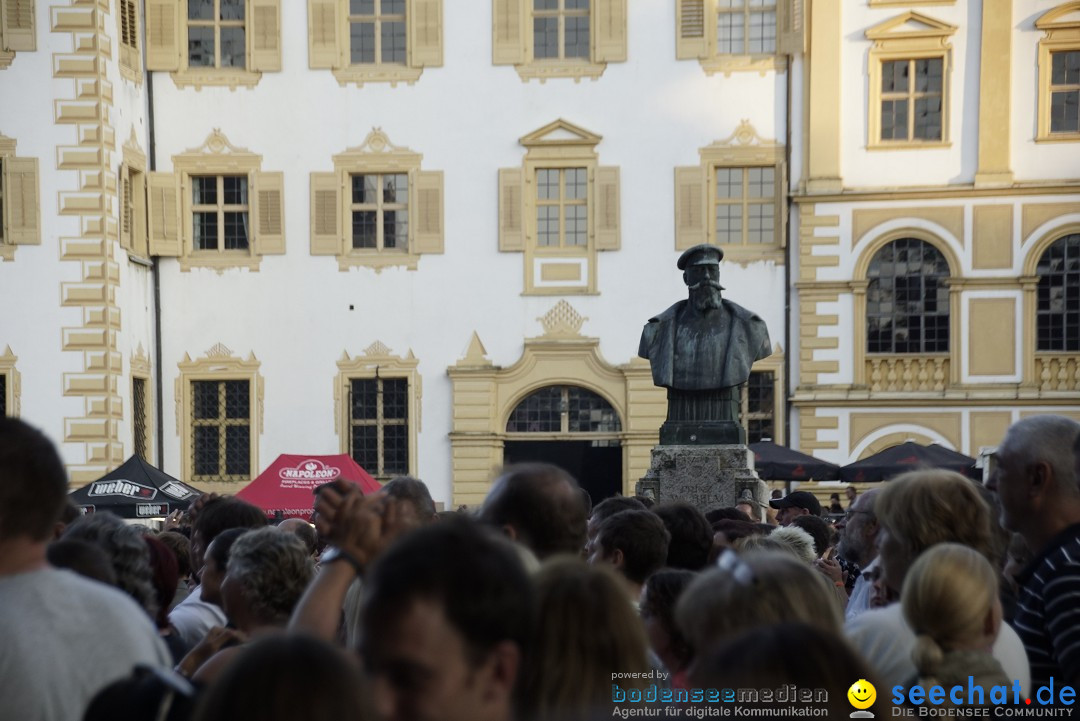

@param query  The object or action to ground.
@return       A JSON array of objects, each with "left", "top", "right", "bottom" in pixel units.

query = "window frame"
[
  {"left": 336, "top": 343, "right": 421, "bottom": 481},
  {"left": 865, "top": 12, "right": 956, "bottom": 151},
  {"left": 0, "top": 346, "right": 19, "bottom": 418},
  {"left": 675, "top": 121, "right": 786, "bottom": 265},
  {"left": 191, "top": 174, "right": 252, "bottom": 254},
  {"left": 118, "top": 0, "right": 142, "bottom": 82},
  {"left": 1036, "top": 5, "right": 1080, "bottom": 143},
  {"left": 348, "top": 376, "right": 410, "bottom": 480},
  {"left": 310, "top": 129, "right": 444, "bottom": 271},
  {"left": 852, "top": 230, "right": 960, "bottom": 391},
  {"left": 132, "top": 349, "right": 153, "bottom": 463},
  {"left": 864, "top": 237, "right": 952, "bottom": 355},
  {"left": 347, "top": 0, "right": 408, "bottom": 68},
  {"left": 177, "top": 345, "right": 262, "bottom": 486},
  {"left": 675, "top": 0, "right": 798, "bottom": 75},
  {"left": 1035, "top": 232, "right": 1080, "bottom": 352},
  {"left": 349, "top": 172, "right": 409, "bottom": 252},
  {"left": 492, "top": 0, "right": 626, "bottom": 82}
]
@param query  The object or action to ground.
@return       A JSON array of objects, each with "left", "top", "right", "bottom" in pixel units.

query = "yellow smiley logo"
[{"left": 847, "top": 679, "right": 876, "bottom": 710}]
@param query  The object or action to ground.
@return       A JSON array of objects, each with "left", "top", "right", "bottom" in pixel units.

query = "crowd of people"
[{"left": 2, "top": 413, "right": 1080, "bottom": 721}]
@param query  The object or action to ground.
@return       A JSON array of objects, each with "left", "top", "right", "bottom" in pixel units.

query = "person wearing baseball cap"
[{"left": 769, "top": 491, "right": 822, "bottom": 526}]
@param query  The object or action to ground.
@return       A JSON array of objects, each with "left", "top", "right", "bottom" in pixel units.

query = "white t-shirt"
[
  {"left": 167, "top": 582, "right": 227, "bottom": 647},
  {"left": 845, "top": 603, "right": 1031, "bottom": 698},
  {"left": 0, "top": 567, "right": 170, "bottom": 721}
]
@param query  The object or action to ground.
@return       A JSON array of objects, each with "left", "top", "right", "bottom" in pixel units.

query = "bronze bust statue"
[{"left": 639, "top": 244, "right": 771, "bottom": 444}]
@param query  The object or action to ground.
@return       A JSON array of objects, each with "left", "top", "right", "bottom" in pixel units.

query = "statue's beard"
[{"left": 689, "top": 281, "right": 724, "bottom": 311}]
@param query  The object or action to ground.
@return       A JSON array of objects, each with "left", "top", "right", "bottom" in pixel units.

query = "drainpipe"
[
  {"left": 784, "top": 54, "right": 794, "bottom": 450},
  {"left": 147, "top": 69, "right": 165, "bottom": 467}
]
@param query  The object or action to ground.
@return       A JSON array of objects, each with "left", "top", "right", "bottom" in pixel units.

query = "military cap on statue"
[{"left": 677, "top": 244, "right": 725, "bottom": 270}]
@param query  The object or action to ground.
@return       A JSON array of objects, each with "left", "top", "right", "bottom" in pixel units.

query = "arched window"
[
  {"left": 866, "top": 238, "right": 950, "bottom": 354},
  {"left": 506, "top": 385, "right": 621, "bottom": 433},
  {"left": 1037, "top": 233, "right": 1080, "bottom": 352}
]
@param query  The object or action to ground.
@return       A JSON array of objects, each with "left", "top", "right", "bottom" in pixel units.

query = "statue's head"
[{"left": 678, "top": 244, "right": 725, "bottom": 312}]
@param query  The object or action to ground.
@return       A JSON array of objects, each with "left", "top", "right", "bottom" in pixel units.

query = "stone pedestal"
[{"left": 636, "top": 444, "right": 768, "bottom": 513}]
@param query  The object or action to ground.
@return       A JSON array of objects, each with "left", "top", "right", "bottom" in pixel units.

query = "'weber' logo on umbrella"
[{"left": 88, "top": 480, "right": 158, "bottom": 500}]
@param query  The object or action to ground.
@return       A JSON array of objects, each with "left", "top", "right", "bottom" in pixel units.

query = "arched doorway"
[{"left": 502, "top": 384, "right": 623, "bottom": 505}]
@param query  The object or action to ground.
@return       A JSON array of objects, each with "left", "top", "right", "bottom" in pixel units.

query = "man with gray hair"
[
  {"left": 836, "top": 487, "right": 881, "bottom": 621},
  {"left": 987, "top": 414, "right": 1080, "bottom": 690}
]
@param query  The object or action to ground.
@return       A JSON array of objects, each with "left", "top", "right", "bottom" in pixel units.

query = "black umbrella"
[
  {"left": 840, "top": 442, "right": 979, "bottom": 484},
  {"left": 750, "top": 441, "right": 841, "bottom": 481},
  {"left": 68, "top": 455, "right": 203, "bottom": 519}
]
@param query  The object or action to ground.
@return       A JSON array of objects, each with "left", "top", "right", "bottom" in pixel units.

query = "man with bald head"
[
  {"left": 480, "top": 463, "right": 587, "bottom": 561},
  {"left": 988, "top": 415, "right": 1080, "bottom": 689}
]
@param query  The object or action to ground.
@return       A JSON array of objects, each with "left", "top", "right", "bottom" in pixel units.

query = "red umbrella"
[{"left": 236, "top": 454, "right": 381, "bottom": 520}]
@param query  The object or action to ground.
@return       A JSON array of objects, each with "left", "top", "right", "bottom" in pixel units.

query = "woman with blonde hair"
[
  {"left": 518, "top": 557, "right": 652, "bottom": 721},
  {"left": 902, "top": 543, "right": 1009, "bottom": 700}
]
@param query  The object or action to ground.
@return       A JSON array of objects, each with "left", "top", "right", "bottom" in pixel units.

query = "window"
[
  {"left": 879, "top": 58, "right": 943, "bottom": 142},
  {"left": 145, "top": 0, "right": 281, "bottom": 89},
  {"left": 866, "top": 238, "right": 950, "bottom": 354},
  {"left": 118, "top": 0, "right": 142, "bottom": 81},
  {"left": 0, "top": 0, "right": 36, "bottom": 68},
  {"left": 1037, "top": 5, "right": 1080, "bottom": 141},
  {"left": 0, "top": 137, "right": 41, "bottom": 260},
  {"left": 336, "top": 343, "right": 421, "bottom": 479},
  {"left": 187, "top": 0, "right": 246, "bottom": 68},
  {"left": 498, "top": 120, "right": 619, "bottom": 294},
  {"left": 675, "top": 0, "right": 802, "bottom": 74},
  {"left": 146, "top": 130, "right": 284, "bottom": 271},
  {"left": 506, "top": 385, "right": 621, "bottom": 433},
  {"left": 740, "top": 371, "right": 774, "bottom": 444},
  {"left": 349, "top": 0, "right": 405, "bottom": 65},
  {"left": 717, "top": 0, "right": 776, "bottom": 55},
  {"left": 0, "top": 346, "right": 18, "bottom": 417},
  {"left": 349, "top": 377, "right": 408, "bottom": 478},
  {"left": 493, "top": 0, "right": 626, "bottom": 81},
  {"left": 1037, "top": 233, "right": 1080, "bottom": 352},
  {"left": 1050, "top": 50, "right": 1080, "bottom": 135},
  {"left": 715, "top": 167, "right": 776, "bottom": 245},
  {"left": 674, "top": 121, "right": 785, "bottom": 264},
  {"left": 191, "top": 380, "right": 251, "bottom": 482},
  {"left": 533, "top": 0, "right": 590, "bottom": 60},
  {"left": 537, "top": 168, "right": 587, "bottom": 248},
  {"left": 866, "top": 12, "right": 955, "bottom": 149},
  {"left": 350, "top": 173, "right": 408, "bottom": 251},
  {"left": 310, "top": 129, "right": 443, "bottom": 270},
  {"left": 308, "top": 0, "right": 442, "bottom": 86},
  {"left": 193, "top": 175, "right": 249, "bottom": 251},
  {"left": 132, "top": 377, "right": 149, "bottom": 459},
  {"left": 0, "top": 373, "right": 6, "bottom": 417},
  {"left": 177, "top": 344, "right": 261, "bottom": 484}
]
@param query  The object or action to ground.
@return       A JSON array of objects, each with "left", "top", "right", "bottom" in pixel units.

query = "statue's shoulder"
[
  {"left": 646, "top": 301, "right": 686, "bottom": 324},
  {"left": 721, "top": 299, "right": 766, "bottom": 323}
]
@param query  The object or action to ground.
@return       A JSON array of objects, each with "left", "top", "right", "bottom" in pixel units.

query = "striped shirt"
[{"left": 1013, "top": 523, "right": 1080, "bottom": 690}]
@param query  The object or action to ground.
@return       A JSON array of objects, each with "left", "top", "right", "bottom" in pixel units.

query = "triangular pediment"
[
  {"left": 866, "top": 12, "right": 957, "bottom": 40},
  {"left": 520, "top": 119, "right": 602, "bottom": 148},
  {"left": 1036, "top": 3, "right": 1080, "bottom": 30}
]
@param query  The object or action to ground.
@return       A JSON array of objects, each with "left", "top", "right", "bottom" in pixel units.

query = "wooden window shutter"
[
  {"left": 133, "top": 170, "right": 148, "bottom": 256},
  {"left": 119, "top": 0, "right": 140, "bottom": 72},
  {"left": 674, "top": 166, "right": 707, "bottom": 250},
  {"left": 147, "top": 171, "right": 181, "bottom": 256},
  {"left": 594, "top": 166, "right": 620, "bottom": 251},
  {"left": 309, "top": 0, "right": 342, "bottom": 69},
  {"left": 492, "top": 0, "right": 525, "bottom": 66},
  {"left": 310, "top": 172, "right": 341, "bottom": 255},
  {"left": 408, "top": 0, "right": 442, "bottom": 68},
  {"left": 249, "top": 0, "right": 282, "bottom": 72},
  {"left": 777, "top": 0, "right": 805, "bottom": 56},
  {"left": 498, "top": 168, "right": 524, "bottom": 252},
  {"left": 253, "top": 171, "right": 286, "bottom": 255},
  {"left": 412, "top": 170, "right": 444, "bottom": 255},
  {"left": 675, "top": 0, "right": 707, "bottom": 60},
  {"left": 593, "top": 0, "right": 626, "bottom": 63},
  {"left": 145, "top": 0, "right": 180, "bottom": 71},
  {"left": 4, "top": 157, "right": 39, "bottom": 245},
  {"left": 1, "top": 0, "right": 35, "bottom": 52},
  {"left": 119, "top": 168, "right": 133, "bottom": 251}
]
